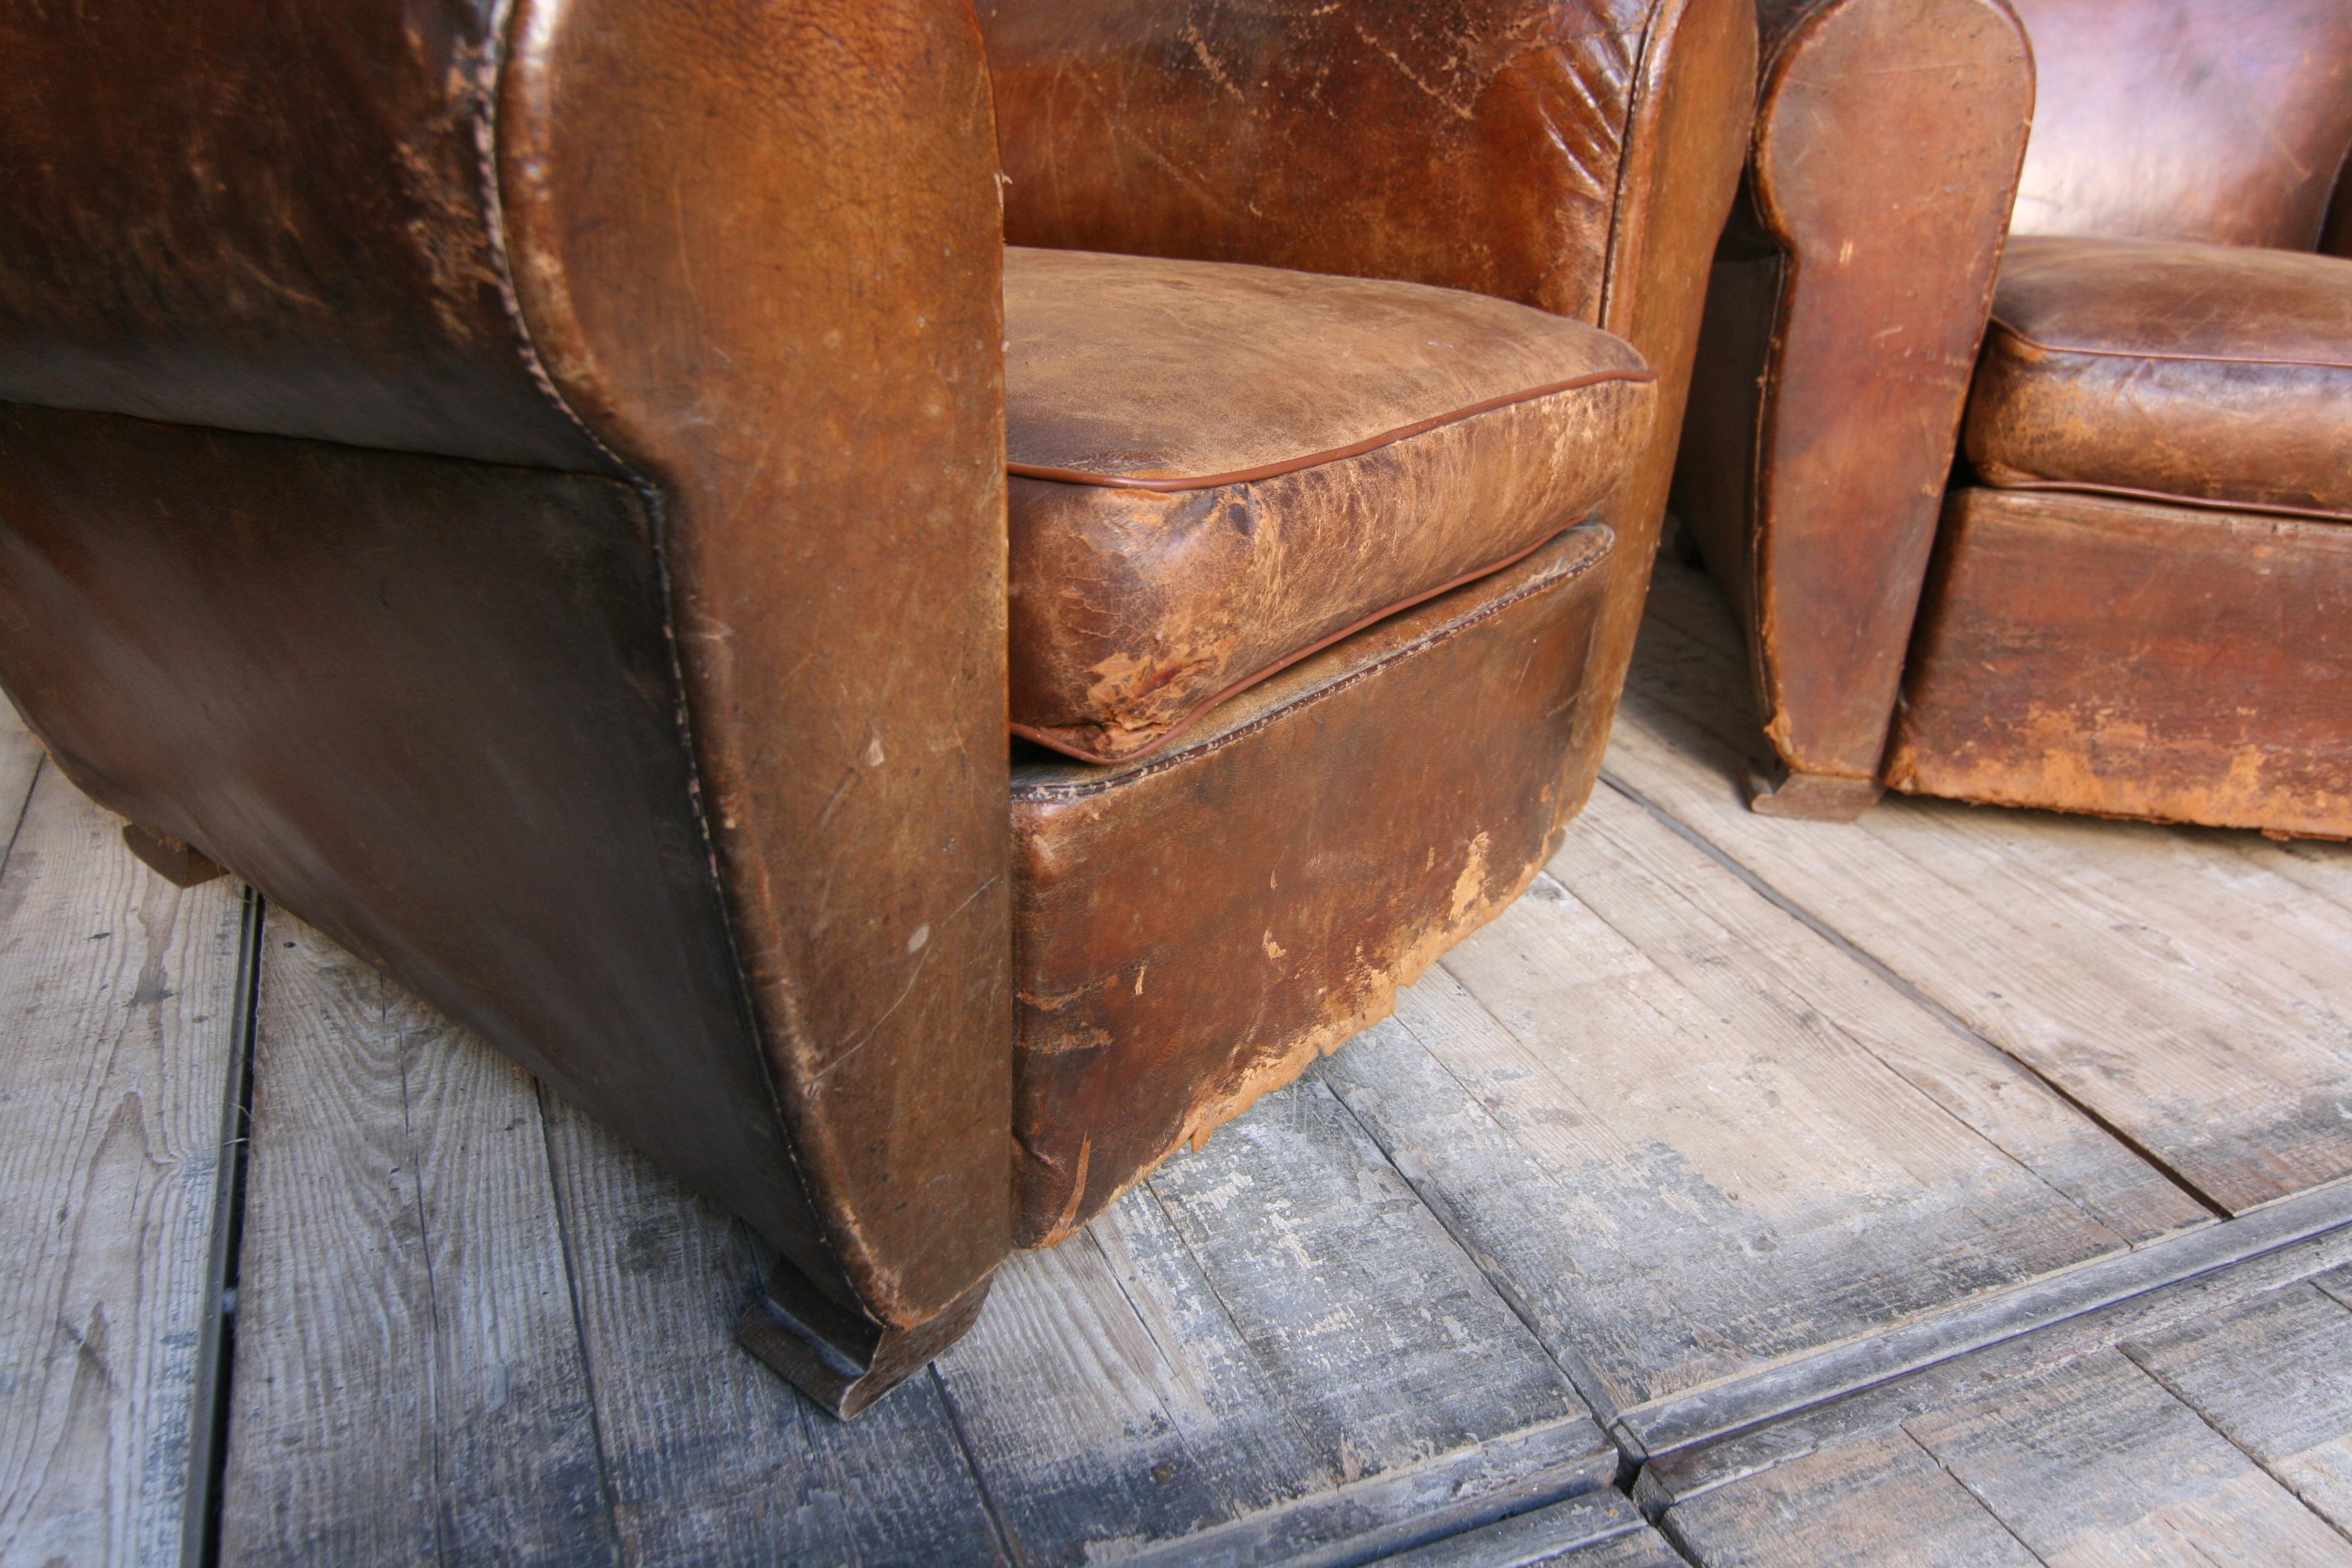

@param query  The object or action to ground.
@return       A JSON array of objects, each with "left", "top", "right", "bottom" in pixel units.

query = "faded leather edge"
[{"left": 1008, "top": 367, "right": 1656, "bottom": 491}]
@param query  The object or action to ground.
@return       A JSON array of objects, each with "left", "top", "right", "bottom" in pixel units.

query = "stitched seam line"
[
  {"left": 1008, "top": 367, "right": 1655, "bottom": 491},
  {"left": 1010, "top": 526, "right": 1613, "bottom": 797},
  {"left": 1975, "top": 475, "right": 2352, "bottom": 524},
  {"left": 1987, "top": 316, "right": 2352, "bottom": 374}
]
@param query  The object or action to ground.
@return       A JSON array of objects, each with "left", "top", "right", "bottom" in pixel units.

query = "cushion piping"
[
  {"left": 1985, "top": 318, "right": 2352, "bottom": 374},
  {"left": 1012, "top": 526, "right": 1584, "bottom": 766},
  {"left": 1970, "top": 474, "right": 2352, "bottom": 524},
  {"left": 1007, "top": 367, "right": 1657, "bottom": 492}
]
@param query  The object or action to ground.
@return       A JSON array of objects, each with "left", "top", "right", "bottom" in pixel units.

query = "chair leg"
[
  {"left": 1744, "top": 760, "right": 1883, "bottom": 822},
  {"left": 736, "top": 1255, "right": 993, "bottom": 1419},
  {"left": 120, "top": 822, "right": 229, "bottom": 887}
]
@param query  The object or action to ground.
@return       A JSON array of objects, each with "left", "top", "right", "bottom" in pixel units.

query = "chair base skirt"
[
  {"left": 1886, "top": 487, "right": 2352, "bottom": 839},
  {"left": 1007, "top": 526, "right": 1618, "bottom": 1247}
]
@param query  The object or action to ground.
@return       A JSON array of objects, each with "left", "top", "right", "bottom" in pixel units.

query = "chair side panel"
[
  {"left": 0, "top": 404, "right": 835, "bottom": 1282},
  {"left": 1888, "top": 486, "right": 2352, "bottom": 838},
  {"left": 1009, "top": 528, "right": 1614, "bottom": 1245}
]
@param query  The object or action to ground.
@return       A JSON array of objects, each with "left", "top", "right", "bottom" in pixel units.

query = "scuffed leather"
[
  {"left": 1010, "top": 528, "right": 1617, "bottom": 1242},
  {"left": 979, "top": 0, "right": 1657, "bottom": 324},
  {"left": 2008, "top": 0, "right": 2352, "bottom": 250},
  {"left": 980, "top": 0, "right": 1756, "bottom": 811},
  {"left": 0, "top": 0, "right": 609, "bottom": 471},
  {"left": 1674, "top": 0, "right": 2033, "bottom": 786},
  {"left": 1967, "top": 236, "right": 2352, "bottom": 520},
  {"left": 1005, "top": 249, "right": 1655, "bottom": 762}
]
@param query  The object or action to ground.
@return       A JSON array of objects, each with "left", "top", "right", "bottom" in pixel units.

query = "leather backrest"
[
  {"left": 0, "top": 0, "right": 609, "bottom": 469},
  {"left": 2008, "top": 0, "right": 2352, "bottom": 250},
  {"left": 979, "top": 0, "right": 1689, "bottom": 328}
]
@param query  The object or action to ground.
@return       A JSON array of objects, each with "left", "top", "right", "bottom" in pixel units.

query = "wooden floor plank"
[
  {"left": 1906, "top": 1348, "right": 2352, "bottom": 1564},
  {"left": 2125, "top": 1281, "right": 2352, "bottom": 1537},
  {"left": 1145, "top": 1078, "right": 1593, "bottom": 1472},
  {"left": 1611, "top": 560, "right": 2352, "bottom": 1212},
  {"left": 1370, "top": 1489, "right": 1681, "bottom": 1567},
  {"left": 933, "top": 1185, "right": 1334, "bottom": 1564},
  {"left": 0, "top": 702, "right": 46, "bottom": 867},
  {"left": 218, "top": 913, "right": 616, "bottom": 1568},
  {"left": 937, "top": 1076, "right": 1612, "bottom": 1568},
  {"left": 539, "top": 1094, "right": 1006, "bottom": 1568},
  {"left": 1558, "top": 787, "right": 2203, "bottom": 1246},
  {"left": 1324, "top": 775, "right": 2174, "bottom": 1414},
  {"left": 1661, "top": 1428, "right": 2039, "bottom": 1568},
  {"left": 0, "top": 770, "right": 246, "bottom": 1568}
]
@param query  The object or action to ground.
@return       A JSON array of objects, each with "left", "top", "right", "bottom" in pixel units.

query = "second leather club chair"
[
  {"left": 0, "top": 0, "right": 1751, "bottom": 1416},
  {"left": 1674, "top": 0, "right": 2352, "bottom": 837}
]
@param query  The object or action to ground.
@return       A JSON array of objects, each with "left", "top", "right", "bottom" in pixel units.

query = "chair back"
[{"left": 2008, "top": 0, "right": 2352, "bottom": 250}]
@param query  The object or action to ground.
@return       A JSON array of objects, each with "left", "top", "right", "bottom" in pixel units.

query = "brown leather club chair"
[
  {"left": 0, "top": 0, "right": 1748, "bottom": 1416},
  {"left": 1674, "top": 0, "right": 2352, "bottom": 837}
]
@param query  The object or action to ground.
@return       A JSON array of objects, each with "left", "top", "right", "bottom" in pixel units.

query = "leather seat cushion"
[
  {"left": 1004, "top": 246, "right": 1655, "bottom": 763},
  {"left": 1966, "top": 235, "right": 2352, "bottom": 520}
]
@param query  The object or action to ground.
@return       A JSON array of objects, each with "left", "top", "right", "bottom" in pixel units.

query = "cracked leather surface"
[
  {"left": 1005, "top": 247, "right": 1654, "bottom": 762},
  {"left": 1967, "top": 235, "right": 2352, "bottom": 521}
]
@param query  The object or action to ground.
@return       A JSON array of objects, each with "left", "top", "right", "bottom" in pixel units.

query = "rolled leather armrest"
[
  {"left": 1672, "top": 0, "right": 2033, "bottom": 795},
  {"left": 0, "top": 0, "right": 1014, "bottom": 1374}
]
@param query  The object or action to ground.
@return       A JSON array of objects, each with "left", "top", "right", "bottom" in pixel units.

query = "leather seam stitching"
[{"left": 1008, "top": 367, "right": 1655, "bottom": 490}]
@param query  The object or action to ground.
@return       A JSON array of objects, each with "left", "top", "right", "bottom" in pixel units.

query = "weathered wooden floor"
[{"left": 7, "top": 557, "right": 2352, "bottom": 1567}]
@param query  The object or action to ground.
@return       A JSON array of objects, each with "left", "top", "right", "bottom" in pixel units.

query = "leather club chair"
[
  {"left": 1673, "top": 0, "right": 2352, "bottom": 837},
  {"left": 0, "top": 0, "right": 1750, "bottom": 1416}
]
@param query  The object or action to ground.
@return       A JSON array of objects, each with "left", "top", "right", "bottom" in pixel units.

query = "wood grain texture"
[
  {"left": 1618, "top": 557, "right": 2352, "bottom": 1212},
  {"left": 1322, "top": 773, "right": 2176, "bottom": 1415},
  {"left": 1640, "top": 1206, "right": 2352, "bottom": 1512},
  {"left": 1906, "top": 1348, "right": 2352, "bottom": 1565},
  {"left": 0, "top": 765, "right": 244, "bottom": 1568},
  {"left": 1662, "top": 1428, "right": 2037, "bottom": 1568},
  {"left": 2126, "top": 1281, "right": 2352, "bottom": 1536},
  {"left": 218, "top": 913, "right": 616, "bottom": 1568},
  {"left": 1370, "top": 1488, "right": 1681, "bottom": 1567},
  {"left": 537, "top": 1094, "right": 1006, "bottom": 1568},
  {"left": 936, "top": 1076, "right": 1612, "bottom": 1568}
]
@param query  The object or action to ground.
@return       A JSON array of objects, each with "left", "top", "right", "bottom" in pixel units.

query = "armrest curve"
[{"left": 1673, "top": 0, "right": 2032, "bottom": 785}]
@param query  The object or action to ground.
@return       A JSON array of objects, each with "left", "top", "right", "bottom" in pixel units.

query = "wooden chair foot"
[
  {"left": 735, "top": 1257, "right": 991, "bottom": 1419},
  {"left": 120, "top": 822, "right": 228, "bottom": 887},
  {"left": 1744, "top": 762, "right": 1883, "bottom": 823}
]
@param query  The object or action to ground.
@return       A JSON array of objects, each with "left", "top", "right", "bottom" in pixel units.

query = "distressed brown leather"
[
  {"left": 980, "top": 0, "right": 1758, "bottom": 806},
  {"left": 0, "top": 0, "right": 1012, "bottom": 1402},
  {"left": 2007, "top": 0, "right": 2352, "bottom": 251},
  {"left": 1967, "top": 236, "right": 2352, "bottom": 521},
  {"left": 1012, "top": 527, "right": 1616, "bottom": 1243},
  {"left": 0, "top": 0, "right": 1751, "bottom": 1414},
  {"left": 1005, "top": 247, "right": 1655, "bottom": 762},
  {"left": 1674, "top": 0, "right": 2033, "bottom": 807},
  {"left": 1674, "top": 0, "right": 2352, "bottom": 835},
  {"left": 1889, "top": 488, "right": 2352, "bottom": 839}
]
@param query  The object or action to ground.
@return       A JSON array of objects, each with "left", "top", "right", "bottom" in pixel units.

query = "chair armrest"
[
  {"left": 1673, "top": 0, "right": 2031, "bottom": 794},
  {"left": 0, "top": 0, "right": 1014, "bottom": 1367}
]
